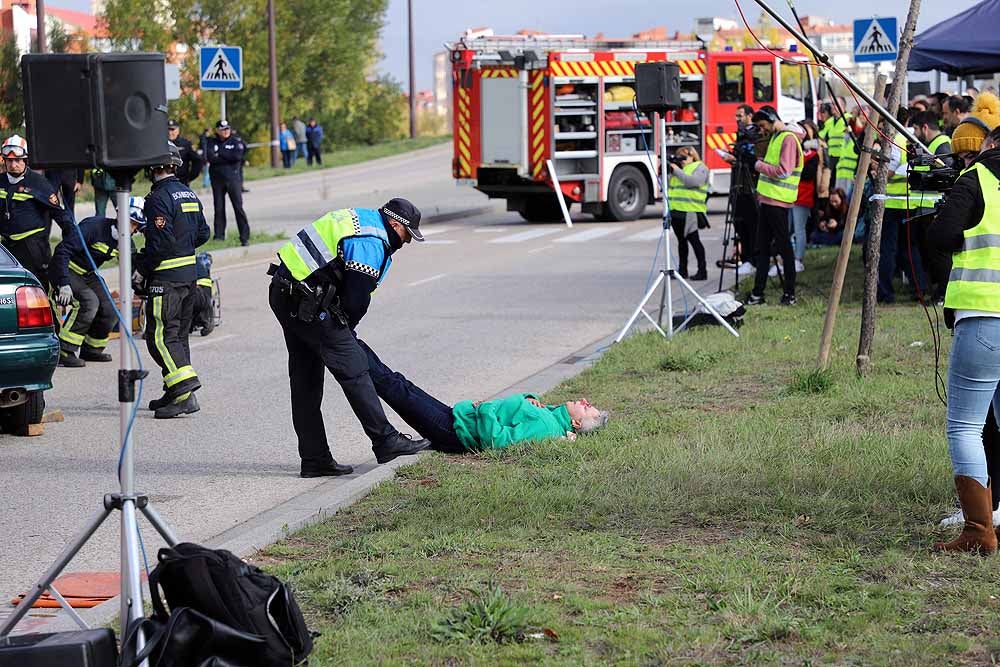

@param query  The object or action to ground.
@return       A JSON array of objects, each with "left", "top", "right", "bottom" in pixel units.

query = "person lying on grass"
[{"left": 358, "top": 339, "right": 609, "bottom": 452}]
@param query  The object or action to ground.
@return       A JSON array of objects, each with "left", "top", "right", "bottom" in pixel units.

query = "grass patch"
[
  {"left": 257, "top": 245, "right": 1000, "bottom": 665},
  {"left": 432, "top": 585, "right": 535, "bottom": 645}
]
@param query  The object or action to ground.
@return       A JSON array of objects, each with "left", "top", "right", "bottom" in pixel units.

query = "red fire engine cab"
[{"left": 450, "top": 33, "right": 814, "bottom": 222}]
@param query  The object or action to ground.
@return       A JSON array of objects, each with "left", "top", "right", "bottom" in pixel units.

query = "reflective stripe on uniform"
[
  {"left": 668, "top": 161, "right": 709, "bottom": 214},
  {"left": 59, "top": 327, "right": 85, "bottom": 346},
  {"left": 69, "top": 261, "right": 89, "bottom": 275},
  {"left": 91, "top": 242, "right": 117, "bottom": 257},
  {"left": 164, "top": 365, "right": 197, "bottom": 388},
  {"left": 152, "top": 295, "right": 177, "bottom": 373},
  {"left": 277, "top": 208, "right": 376, "bottom": 282},
  {"left": 945, "top": 164, "right": 1000, "bottom": 311},
  {"left": 6, "top": 227, "right": 45, "bottom": 241},
  {"left": 11, "top": 192, "right": 33, "bottom": 201},
  {"left": 83, "top": 335, "right": 108, "bottom": 349},
  {"left": 155, "top": 255, "right": 196, "bottom": 271},
  {"left": 180, "top": 202, "right": 200, "bottom": 213},
  {"left": 196, "top": 278, "right": 213, "bottom": 288}
]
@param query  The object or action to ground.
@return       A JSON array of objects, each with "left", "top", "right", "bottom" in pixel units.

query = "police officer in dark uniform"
[
  {"left": 0, "top": 134, "right": 74, "bottom": 296},
  {"left": 168, "top": 119, "right": 203, "bottom": 187},
  {"left": 52, "top": 198, "right": 146, "bottom": 367},
  {"left": 136, "top": 142, "right": 211, "bottom": 419},
  {"left": 268, "top": 198, "right": 430, "bottom": 477},
  {"left": 206, "top": 120, "right": 250, "bottom": 245}
]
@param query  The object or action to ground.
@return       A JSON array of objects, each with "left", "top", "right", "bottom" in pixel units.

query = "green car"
[{"left": 0, "top": 244, "right": 59, "bottom": 432}]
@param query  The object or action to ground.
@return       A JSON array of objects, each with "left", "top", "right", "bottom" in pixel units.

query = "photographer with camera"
[
  {"left": 667, "top": 146, "right": 709, "bottom": 280},
  {"left": 744, "top": 106, "right": 802, "bottom": 306},
  {"left": 926, "top": 111, "right": 1000, "bottom": 553}
]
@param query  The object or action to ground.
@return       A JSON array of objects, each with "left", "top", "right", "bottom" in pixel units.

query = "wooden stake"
[
  {"left": 817, "top": 73, "right": 887, "bottom": 371},
  {"left": 857, "top": 0, "right": 922, "bottom": 377}
]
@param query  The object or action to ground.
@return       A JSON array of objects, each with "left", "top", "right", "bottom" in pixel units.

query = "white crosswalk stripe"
[
  {"left": 420, "top": 226, "right": 453, "bottom": 236},
  {"left": 489, "top": 228, "right": 563, "bottom": 244},
  {"left": 622, "top": 227, "right": 665, "bottom": 242},
  {"left": 554, "top": 225, "right": 624, "bottom": 243}
]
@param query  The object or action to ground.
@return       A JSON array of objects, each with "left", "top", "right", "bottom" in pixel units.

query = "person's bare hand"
[
  {"left": 472, "top": 400, "right": 483, "bottom": 408},
  {"left": 565, "top": 431, "right": 577, "bottom": 441},
  {"left": 526, "top": 397, "right": 544, "bottom": 408}
]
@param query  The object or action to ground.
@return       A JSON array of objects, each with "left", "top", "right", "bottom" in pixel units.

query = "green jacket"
[{"left": 452, "top": 393, "right": 573, "bottom": 451}]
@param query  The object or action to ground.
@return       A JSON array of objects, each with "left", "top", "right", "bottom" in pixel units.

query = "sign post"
[
  {"left": 853, "top": 17, "right": 898, "bottom": 63},
  {"left": 200, "top": 45, "right": 243, "bottom": 122}
]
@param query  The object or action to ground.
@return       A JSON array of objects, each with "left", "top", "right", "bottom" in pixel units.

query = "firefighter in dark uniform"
[
  {"left": 135, "top": 142, "right": 211, "bottom": 419},
  {"left": 268, "top": 198, "right": 430, "bottom": 477},
  {"left": 168, "top": 119, "right": 203, "bottom": 187},
  {"left": 52, "top": 198, "right": 146, "bottom": 367},
  {"left": 206, "top": 120, "right": 250, "bottom": 245},
  {"left": 0, "top": 135, "right": 74, "bottom": 297}
]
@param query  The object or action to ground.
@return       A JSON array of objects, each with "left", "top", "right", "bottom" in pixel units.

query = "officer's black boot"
[
  {"left": 80, "top": 345, "right": 112, "bottom": 362},
  {"left": 373, "top": 433, "right": 430, "bottom": 464},
  {"left": 200, "top": 319, "right": 215, "bottom": 337},
  {"left": 300, "top": 460, "right": 354, "bottom": 478},
  {"left": 59, "top": 350, "right": 86, "bottom": 368},
  {"left": 148, "top": 394, "right": 171, "bottom": 411},
  {"left": 154, "top": 392, "right": 200, "bottom": 419}
]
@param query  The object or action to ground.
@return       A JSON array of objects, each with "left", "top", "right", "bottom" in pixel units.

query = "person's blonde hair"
[{"left": 677, "top": 145, "right": 701, "bottom": 162}]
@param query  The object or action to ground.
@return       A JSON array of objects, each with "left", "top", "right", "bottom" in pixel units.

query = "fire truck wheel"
[
  {"left": 606, "top": 165, "right": 649, "bottom": 222},
  {"left": 519, "top": 196, "right": 564, "bottom": 223}
]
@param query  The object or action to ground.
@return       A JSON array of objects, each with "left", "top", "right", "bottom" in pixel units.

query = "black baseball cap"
[
  {"left": 167, "top": 119, "right": 179, "bottom": 129},
  {"left": 215, "top": 119, "right": 231, "bottom": 130},
  {"left": 380, "top": 198, "right": 423, "bottom": 242}
]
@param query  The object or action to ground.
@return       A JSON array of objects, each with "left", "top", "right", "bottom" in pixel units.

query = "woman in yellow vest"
[
  {"left": 666, "top": 146, "right": 709, "bottom": 280},
  {"left": 926, "top": 123, "right": 1000, "bottom": 553}
]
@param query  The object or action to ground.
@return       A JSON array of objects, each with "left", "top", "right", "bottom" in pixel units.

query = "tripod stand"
[
  {"left": 0, "top": 175, "right": 178, "bottom": 665},
  {"left": 616, "top": 115, "right": 739, "bottom": 342},
  {"left": 717, "top": 156, "right": 760, "bottom": 293}
]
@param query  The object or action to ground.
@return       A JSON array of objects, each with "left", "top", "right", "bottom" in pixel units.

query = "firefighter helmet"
[{"left": 1, "top": 134, "right": 28, "bottom": 158}]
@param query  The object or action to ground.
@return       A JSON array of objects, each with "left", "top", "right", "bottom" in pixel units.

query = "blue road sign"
[
  {"left": 853, "top": 18, "right": 897, "bottom": 63},
  {"left": 200, "top": 46, "right": 243, "bottom": 90}
]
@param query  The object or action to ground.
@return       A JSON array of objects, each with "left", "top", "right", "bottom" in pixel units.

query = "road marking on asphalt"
[
  {"left": 407, "top": 273, "right": 447, "bottom": 287},
  {"left": 474, "top": 227, "right": 510, "bottom": 233},
  {"left": 423, "top": 239, "right": 457, "bottom": 245},
  {"left": 528, "top": 245, "right": 553, "bottom": 255},
  {"left": 420, "top": 226, "right": 453, "bottom": 236},
  {"left": 554, "top": 225, "right": 624, "bottom": 243},
  {"left": 490, "top": 229, "right": 562, "bottom": 244},
  {"left": 623, "top": 227, "right": 664, "bottom": 242},
  {"left": 191, "top": 334, "right": 236, "bottom": 349},
  {"left": 214, "top": 257, "right": 274, "bottom": 273}
]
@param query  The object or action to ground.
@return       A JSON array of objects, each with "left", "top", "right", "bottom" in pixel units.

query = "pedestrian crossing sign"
[
  {"left": 200, "top": 46, "right": 243, "bottom": 90},
  {"left": 853, "top": 17, "right": 897, "bottom": 63}
]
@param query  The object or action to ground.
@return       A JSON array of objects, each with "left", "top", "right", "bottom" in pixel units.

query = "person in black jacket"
[
  {"left": 52, "top": 198, "right": 145, "bottom": 367},
  {"left": 206, "top": 120, "right": 250, "bottom": 245},
  {"left": 0, "top": 135, "right": 74, "bottom": 295},
  {"left": 168, "top": 119, "right": 203, "bottom": 187},
  {"left": 136, "top": 142, "right": 211, "bottom": 419},
  {"left": 44, "top": 168, "right": 84, "bottom": 216}
]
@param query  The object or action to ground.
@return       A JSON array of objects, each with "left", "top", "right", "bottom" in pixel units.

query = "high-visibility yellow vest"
[
  {"left": 835, "top": 131, "right": 858, "bottom": 181},
  {"left": 909, "top": 134, "right": 951, "bottom": 209},
  {"left": 668, "top": 161, "right": 708, "bottom": 214},
  {"left": 277, "top": 208, "right": 391, "bottom": 283},
  {"left": 944, "top": 164, "right": 1000, "bottom": 312},
  {"left": 756, "top": 130, "right": 803, "bottom": 204},
  {"left": 818, "top": 117, "right": 831, "bottom": 143},
  {"left": 828, "top": 115, "right": 849, "bottom": 158},
  {"left": 884, "top": 133, "right": 911, "bottom": 210}
]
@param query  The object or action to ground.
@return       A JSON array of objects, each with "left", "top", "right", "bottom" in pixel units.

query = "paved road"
[{"left": 0, "top": 144, "right": 735, "bottom": 614}]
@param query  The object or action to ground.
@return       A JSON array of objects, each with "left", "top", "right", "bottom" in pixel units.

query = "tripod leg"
[
  {"left": 0, "top": 506, "right": 112, "bottom": 638},
  {"left": 140, "top": 503, "right": 180, "bottom": 546},
  {"left": 46, "top": 585, "right": 90, "bottom": 631},
  {"left": 615, "top": 272, "right": 667, "bottom": 343},
  {"left": 673, "top": 274, "right": 741, "bottom": 338},
  {"left": 121, "top": 500, "right": 147, "bottom": 656}
]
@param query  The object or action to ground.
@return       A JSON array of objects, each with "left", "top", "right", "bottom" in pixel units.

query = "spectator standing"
[
  {"left": 942, "top": 95, "right": 971, "bottom": 133},
  {"left": 168, "top": 119, "right": 203, "bottom": 186},
  {"left": 44, "top": 168, "right": 84, "bottom": 216},
  {"left": 292, "top": 116, "right": 308, "bottom": 161},
  {"left": 790, "top": 119, "right": 819, "bottom": 271},
  {"left": 91, "top": 168, "right": 116, "bottom": 217},
  {"left": 206, "top": 120, "right": 251, "bottom": 245},
  {"left": 279, "top": 122, "right": 296, "bottom": 168},
  {"left": 306, "top": 118, "right": 324, "bottom": 166}
]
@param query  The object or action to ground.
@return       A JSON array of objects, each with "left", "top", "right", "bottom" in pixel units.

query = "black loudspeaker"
[
  {"left": 0, "top": 629, "right": 118, "bottom": 666},
  {"left": 21, "top": 53, "right": 169, "bottom": 169},
  {"left": 634, "top": 61, "right": 682, "bottom": 112}
]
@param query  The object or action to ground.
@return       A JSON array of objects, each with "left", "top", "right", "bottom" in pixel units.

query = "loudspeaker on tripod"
[
  {"left": 634, "top": 61, "right": 682, "bottom": 112},
  {"left": 21, "top": 53, "right": 169, "bottom": 169}
]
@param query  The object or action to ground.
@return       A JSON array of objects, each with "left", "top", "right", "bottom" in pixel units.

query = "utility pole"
[
  {"left": 267, "top": 0, "right": 281, "bottom": 168},
  {"left": 408, "top": 0, "right": 416, "bottom": 138},
  {"left": 35, "top": 0, "right": 46, "bottom": 53}
]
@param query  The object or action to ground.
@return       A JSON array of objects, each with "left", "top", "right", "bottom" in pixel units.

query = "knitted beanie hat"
[{"left": 951, "top": 92, "right": 1000, "bottom": 153}]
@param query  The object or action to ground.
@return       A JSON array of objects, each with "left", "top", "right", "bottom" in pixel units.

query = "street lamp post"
[
  {"left": 35, "top": 0, "right": 46, "bottom": 53},
  {"left": 408, "top": 0, "right": 416, "bottom": 139},
  {"left": 267, "top": 0, "right": 281, "bottom": 168}
]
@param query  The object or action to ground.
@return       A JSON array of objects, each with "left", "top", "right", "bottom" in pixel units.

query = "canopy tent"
[{"left": 909, "top": 0, "right": 1000, "bottom": 75}]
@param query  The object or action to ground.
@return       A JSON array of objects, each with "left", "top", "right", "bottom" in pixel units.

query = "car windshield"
[{"left": 0, "top": 245, "right": 15, "bottom": 267}]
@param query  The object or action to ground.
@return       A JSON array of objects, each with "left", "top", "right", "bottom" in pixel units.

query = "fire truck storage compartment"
[
  {"left": 552, "top": 80, "right": 599, "bottom": 181},
  {"left": 480, "top": 77, "right": 525, "bottom": 168}
]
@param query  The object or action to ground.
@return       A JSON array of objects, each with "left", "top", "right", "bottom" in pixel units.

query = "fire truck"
[{"left": 450, "top": 33, "right": 815, "bottom": 222}]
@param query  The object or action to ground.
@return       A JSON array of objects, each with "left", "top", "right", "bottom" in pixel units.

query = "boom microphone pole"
[{"left": 749, "top": 0, "right": 939, "bottom": 162}]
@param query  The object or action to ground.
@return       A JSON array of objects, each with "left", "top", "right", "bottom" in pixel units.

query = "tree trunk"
[{"left": 856, "top": 0, "right": 922, "bottom": 377}]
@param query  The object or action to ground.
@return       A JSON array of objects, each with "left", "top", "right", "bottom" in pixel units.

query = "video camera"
[
  {"left": 668, "top": 152, "right": 687, "bottom": 167},
  {"left": 731, "top": 124, "right": 762, "bottom": 165},
  {"left": 907, "top": 153, "right": 960, "bottom": 195}
]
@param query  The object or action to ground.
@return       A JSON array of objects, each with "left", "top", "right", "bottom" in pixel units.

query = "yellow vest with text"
[
  {"left": 908, "top": 134, "right": 951, "bottom": 209},
  {"left": 668, "top": 161, "right": 708, "bottom": 214},
  {"left": 757, "top": 131, "right": 803, "bottom": 205},
  {"left": 884, "top": 133, "right": 910, "bottom": 210},
  {"left": 944, "top": 164, "right": 1000, "bottom": 312}
]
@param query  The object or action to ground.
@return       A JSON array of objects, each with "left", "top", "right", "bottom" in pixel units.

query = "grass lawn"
[{"left": 258, "top": 246, "right": 1000, "bottom": 665}]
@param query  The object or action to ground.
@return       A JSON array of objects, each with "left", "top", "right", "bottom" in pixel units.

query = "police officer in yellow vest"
[
  {"left": 746, "top": 106, "right": 802, "bottom": 306},
  {"left": 925, "top": 124, "right": 1000, "bottom": 554},
  {"left": 909, "top": 110, "right": 954, "bottom": 303},
  {"left": 667, "top": 146, "right": 709, "bottom": 280},
  {"left": 879, "top": 128, "right": 929, "bottom": 303},
  {"left": 268, "top": 198, "right": 430, "bottom": 478}
]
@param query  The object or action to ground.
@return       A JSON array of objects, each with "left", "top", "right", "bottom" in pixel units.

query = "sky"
[{"left": 55, "top": 0, "right": 984, "bottom": 90}]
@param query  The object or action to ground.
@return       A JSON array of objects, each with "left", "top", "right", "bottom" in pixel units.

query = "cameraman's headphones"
[{"left": 751, "top": 106, "right": 780, "bottom": 124}]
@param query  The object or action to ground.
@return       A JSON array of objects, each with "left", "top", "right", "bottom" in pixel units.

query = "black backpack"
[{"left": 142, "top": 542, "right": 313, "bottom": 666}]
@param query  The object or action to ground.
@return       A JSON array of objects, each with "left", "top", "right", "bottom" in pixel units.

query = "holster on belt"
[{"left": 269, "top": 263, "right": 343, "bottom": 324}]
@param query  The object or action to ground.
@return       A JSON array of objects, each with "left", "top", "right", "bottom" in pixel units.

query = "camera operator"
[
  {"left": 721, "top": 104, "right": 761, "bottom": 275},
  {"left": 926, "top": 120, "right": 1000, "bottom": 554},
  {"left": 744, "top": 106, "right": 802, "bottom": 306},
  {"left": 909, "top": 110, "right": 953, "bottom": 303},
  {"left": 667, "top": 146, "right": 709, "bottom": 280}
]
